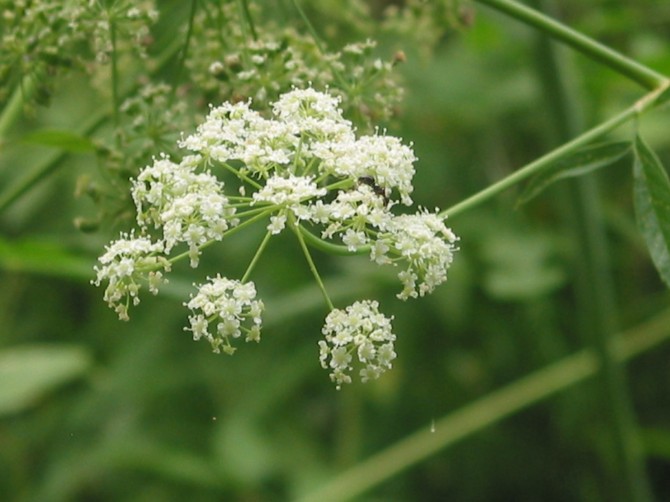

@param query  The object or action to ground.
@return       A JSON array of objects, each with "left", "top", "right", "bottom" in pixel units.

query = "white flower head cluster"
[
  {"left": 319, "top": 300, "right": 397, "bottom": 389},
  {"left": 94, "top": 87, "right": 458, "bottom": 383},
  {"left": 131, "top": 155, "right": 238, "bottom": 267},
  {"left": 185, "top": 275, "right": 264, "bottom": 355},
  {"left": 92, "top": 233, "right": 170, "bottom": 321},
  {"left": 377, "top": 211, "right": 459, "bottom": 300}
]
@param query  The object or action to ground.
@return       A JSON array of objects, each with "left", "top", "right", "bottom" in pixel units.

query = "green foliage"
[
  {"left": 0, "top": 345, "right": 92, "bottom": 415},
  {"left": 633, "top": 134, "right": 670, "bottom": 287},
  {"left": 518, "top": 141, "right": 632, "bottom": 205},
  {"left": 1, "top": 0, "right": 670, "bottom": 501}
]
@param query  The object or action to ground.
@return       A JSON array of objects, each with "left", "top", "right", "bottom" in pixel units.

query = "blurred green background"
[{"left": 1, "top": 1, "right": 670, "bottom": 500}]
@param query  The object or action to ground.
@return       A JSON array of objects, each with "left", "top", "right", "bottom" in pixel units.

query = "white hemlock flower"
[
  {"left": 92, "top": 233, "right": 170, "bottom": 321},
  {"left": 319, "top": 300, "right": 396, "bottom": 389},
  {"left": 132, "top": 155, "right": 237, "bottom": 266},
  {"left": 251, "top": 174, "right": 326, "bottom": 207},
  {"left": 185, "top": 275, "right": 264, "bottom": 355},
  {"left": 94, "top": 86, "right": 459, "bottom": 388},
  {"left": 324, "top": 134, "right": 417, "bottom": 206},
  {"left": 376, "top": 211, "right": 458, "bottom": 300}
]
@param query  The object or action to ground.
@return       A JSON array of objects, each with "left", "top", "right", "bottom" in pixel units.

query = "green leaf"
[
  {"left": 518, "top": 141, "right": 631, "bottom": 205},
  {"left": 633, "top": 135, "right": 670, "bottom": 288},
  {"left": 0, "top": 237, "right": 94, "bottom": 281},
  {"left": 21, "top": 129, "right": 95, "bottom": 153},
  {"left": 0, "top": 345, "right": 92, "bottom": 416}
]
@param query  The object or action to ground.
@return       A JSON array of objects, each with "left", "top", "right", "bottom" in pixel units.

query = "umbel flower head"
[
  {"left": 93, "top": 87, "right": 458, "bottom": 389},
  {"left": 92, "top": 232, "right": 170, "bottom": 321},
  {"left": 319, "top": 300, "right": 397, "bottom": 389},
  {"left": 185, "top": 275, "right": 264, "bottom": 355}
]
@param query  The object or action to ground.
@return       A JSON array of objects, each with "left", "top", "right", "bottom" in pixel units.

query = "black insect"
[{"left": 357, "top": 176, "right": 390, "bottom": 206}]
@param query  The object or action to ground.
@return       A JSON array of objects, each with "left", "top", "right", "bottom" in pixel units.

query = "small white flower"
[
  {"left": 252, "top": 174, "right": 327, "bottom": 214},
  {"left": 319, "top": 300, "right": 396, "bottom": 389},
  {"left": 132, "top": 155, "right": 237, "bottom": 264},
  {"left": 377, "top": 211, "right": 458, "bottom": 300},
  {"left": 268, "top": 214, "right": 287, "bottom": 234},
  {"left": 311, "top": 185, "right": 391, "bottom": 246},
  {"left": 92, "top": 233, "right": 170, "bottom": 320},
  {"left": 184, "top": 275, "right": 264, "bottom": 355},
  {"left": 326, "top": 134, "right": 417, "bottom": 206}
]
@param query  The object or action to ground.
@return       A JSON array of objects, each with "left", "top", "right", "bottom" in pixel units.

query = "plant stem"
[
  {"left": 289, "top": 0, "right": 350, "bottom": 91},
  {"left": 474, "top": 0, "right": 666, "bottom": 90},
  {"left": 441, "top": 83, "right": 669, "bottom": 219},
  {"left": 291, "top": 215, "right": 334, "bottom": 311},
  {"left": 241, "top": 230, "right": 273, "bottom": 283},
  {"left": 168, "top": 209, "right": 270, "bottom": 265},
  {"left": 0, "top": 76, "right": 37, "bottom": 145},
  {"left": 297, "top": 307, "right": 670, "bottom": 502},
  {"left": 109, "top": 19, "right": 120, "bottom": 134},
  {"left": 529, "top": 2, "right": 652, "bottom": 499},
  {"left": 298, "top": 226, "right": 366, "bottom": 256},
  {"left": 172, "top": 0, "right": 199, "bottom": 96},
  {"left": 237, "top": 0, "right": 258, "bottom": 40}
]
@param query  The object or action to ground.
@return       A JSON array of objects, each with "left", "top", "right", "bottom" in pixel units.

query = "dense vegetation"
[{"left": 1, "top": 1, "right": 669, "bottom": 500}]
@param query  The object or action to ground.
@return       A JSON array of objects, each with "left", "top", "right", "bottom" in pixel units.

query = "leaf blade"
[
  {"left": 518, "top": 141, "right": 631, "bottom": 205},
  {"left": 0, "top": 345, "right": 92, "bottom": 416},
  {"left": 21, "top": 129, "right": 96, "bottom": 153},
  {"left": 633, "top": 135, "right": 670, "bottom": 287}
]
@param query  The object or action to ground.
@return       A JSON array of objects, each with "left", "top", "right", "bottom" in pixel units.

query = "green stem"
[
  {"left": 474, "top": 0, "right": 667, "bottom": 90},
  {"left": 0, "top": 112, "right": 107, "bottom": 212},
  {"left": 0, "top": 76, "right": 37, "bottom": 145},
  {"left": 441, "top": 83, "right": 669, "bottom": 219},
  {"left": 289, "top": 0, "right": 349, "bottom": 91},
  {"left": 172, "top": 0, "right": 199, "bottom": 95},
  {"left": 530, "top": 3, "right": 652, "bottom": 499},
  {"left": 291, "top": 215, "right": 334, "bottom": 310},
  {"left": 168, "top": 210, "right": 270, "bottom": 265},
  {"left": 109, "top": 19, "right": 120, "bottom": 134},
  {"left": 237, "top": 0, "right": 258, "bottom": 40},
  {"left": 298, "top": 225, "right": 366, "bottom": 256},
  {"left": 241, "top": 230, "right": 273, "bottom": 283},
  {"left": 298, "top": 307, "right": 670, "bottom": 502}
]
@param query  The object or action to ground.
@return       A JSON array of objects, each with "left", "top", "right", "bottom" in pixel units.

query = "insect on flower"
[{"left": 357, "top": 176, "right": 390, "bottom": 206}]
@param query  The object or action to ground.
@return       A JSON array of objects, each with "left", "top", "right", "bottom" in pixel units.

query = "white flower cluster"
[
  {"left": 94, "top": 88, "right": 458, "bottom": 386},
  {"left": 185, "top": 276, "right": 264, "bottom": 355},
  {"left": 377, "top": 211, "right": 459, "bottom": 300},
  {"left": 92, "top": 233, "right": 170, "bottom": 321},
  {"left": 131, "top": 155, "right": 238, "bottom": 266},
  {"left": 319, "top": 300, "right": 397, "bottom": 389}
]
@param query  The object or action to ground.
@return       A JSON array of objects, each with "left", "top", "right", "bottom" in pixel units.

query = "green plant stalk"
[
  {"left": 474, "top": 0, "right": 666, "bottom": 90},
  {"left": 0, "top": 76, "right": 37, "bottom": 145},
  {"left": 298, "top": 225, "right": 365, "bottom": 256},
  {"left": 289, "top": 0, "right": 350, "bottom": 92},
  {"left": 298, "top": 307, "right": 670, "bottom": 502},
  {"left": 237, "top": 0, "right": 258, "bottom": 40},
  {"left": 0, "top": 113, "right": 107, "bottom": 212},
  {"left": 241, "top": 230, "right": 273, "bottom": 283},
  {"left": 529, "top": 2, "right": 651, "bottom": 498},
  {"left": 172, "top": 0, "right": 198, "bottom": 96},
  {"left": 168, "top": 209, "right": 271, "bottom": 265},
  {"left": 109, "top": 20, "right": 121, "bottom": 134},
  {"left": 442, "top": 83, "right": 669, "bottom": 219},
  {"left": 292, "top": 216, "right": 334, "bottom": 311}
]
